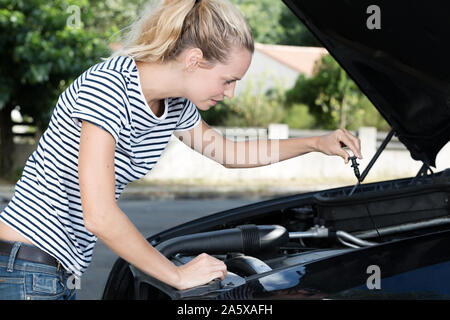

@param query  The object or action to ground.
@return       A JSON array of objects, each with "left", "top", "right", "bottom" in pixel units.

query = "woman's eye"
[{"left": 225, "top": 80, "right": 234, "bottom": 85}]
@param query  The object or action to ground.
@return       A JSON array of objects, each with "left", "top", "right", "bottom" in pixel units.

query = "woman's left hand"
[{"left": 315, "top": 128, "right": 362, "bottom": 164}]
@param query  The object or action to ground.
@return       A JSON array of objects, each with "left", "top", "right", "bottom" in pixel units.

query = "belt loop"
[{"left": 7, "top": 242, "right": 22, "bottom": 272}]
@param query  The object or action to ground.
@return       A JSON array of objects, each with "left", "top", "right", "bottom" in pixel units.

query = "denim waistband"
[{"left": 0, "top": 240, "right": 70, "bottom": 276}]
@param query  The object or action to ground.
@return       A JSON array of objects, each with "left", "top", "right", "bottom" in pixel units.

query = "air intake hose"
[{"left": 155, "top": 225, "right": 288, "bottom": 258}]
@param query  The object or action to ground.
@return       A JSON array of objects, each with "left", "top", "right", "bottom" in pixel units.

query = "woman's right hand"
[{"left": 174, "top": 253, "right": 227, "bottom": 290}]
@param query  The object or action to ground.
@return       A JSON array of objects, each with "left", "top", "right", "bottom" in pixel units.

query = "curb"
[
  {"left": 1, "top": 183, "right": 343, "bottom": 203},
  {"left": 117, "top": 184, "right": 333, "bottom": 200}
]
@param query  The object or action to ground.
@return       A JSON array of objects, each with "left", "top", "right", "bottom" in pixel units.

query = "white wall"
[
  {"left": 144, "top": 126, "right": 450, "bottom": 187},
  {"left": 11, "top": 126, "right": 449, "bottom": 188}
]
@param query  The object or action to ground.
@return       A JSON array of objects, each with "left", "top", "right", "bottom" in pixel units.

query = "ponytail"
[{"left": 110, "top": 0, "right": 254, "bottom": 64}]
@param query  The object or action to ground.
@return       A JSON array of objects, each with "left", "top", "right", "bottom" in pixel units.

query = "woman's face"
[{"left": 183, "top": 46, "right": 253, "bottom": 111}]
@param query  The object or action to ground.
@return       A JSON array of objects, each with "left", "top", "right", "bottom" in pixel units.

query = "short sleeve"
[
  {"left": 175, "top": 99, "right": 202, "bottom": 131},
  {"left": 71, "top": 70, "right": 127, "bottom": 143}
]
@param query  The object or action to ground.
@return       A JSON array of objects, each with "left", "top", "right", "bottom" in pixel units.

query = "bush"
[
  {"left": 282, "top": 103, "right": 316, "bottom": 129},
  {"left": 0, "top": 0, "right": 112, "bottom": 179},
  {"left": 286, "top": 54, "right": 389, "bottom": 131},
  {"left": 201, "top": 74, "right": 286, "bottom": 128}
]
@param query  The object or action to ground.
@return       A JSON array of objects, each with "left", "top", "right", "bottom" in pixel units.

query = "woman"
[{"left": 0, "top": 0, "right": 362, "bottom": 300}]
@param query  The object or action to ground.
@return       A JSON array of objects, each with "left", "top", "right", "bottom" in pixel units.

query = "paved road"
[
  {"left": 80, "top": 198, "right": 265, "bottom": 299},
  {"left": 0, "top": 197, "right": 266, "bottom": 300}
]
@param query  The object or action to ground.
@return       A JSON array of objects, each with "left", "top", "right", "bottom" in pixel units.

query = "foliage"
[
  {"left": 0, "top": 0, "right": 112, "bottom": 179},
  {"left": 201, "top": 75, "right": 286, "bottom": 128},
  {"left": 277, "top": 4, "right": 322, "bottom": 47},
  {"left": 231, "top": 0, "right": 320, "bottom": 47},
  {"left": 281, "top": 103, "right": 316, "bottom": 129},
  {"left": 85, "top": 0, "right": 146, "bottom": 35},
  {"left": 350, "top": 96, "right": 391, "bottom": 131},
  {"left": 198, "top": 103, "right": 232, "bottom": 127},
  {"left": 230, "top": 0, "right": 284, "bottom": 44},
  {"left": 0, "top": 0, "right": 112, "bottom": 127},
  {"left": 285, "top": 54, "right": 389, "bottom": 131}
]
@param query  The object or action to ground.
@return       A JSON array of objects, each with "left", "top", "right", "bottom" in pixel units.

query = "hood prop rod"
[
  {"left": 409, "top": 162, "right": 434, "bottom": 185},
  {"left": 349, "top": 129, "right": 396, "bottom": 196}
]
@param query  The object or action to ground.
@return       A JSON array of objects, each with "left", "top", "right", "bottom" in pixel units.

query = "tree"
[
  {"left": 0, "top": 0, "right": 111, "bottom": 181},
  {"left": 277, "top": 4, "right": 322, "bottom": 47},
  {"left": 286, "top": 54, "right": 389, "bottom": 130},
  {"left": 200, "top": 74, "right": 286, "bottom": 128},
  {"left": 231, "top": 0, "right": 285, "bottom": 44},
  {"left": 230, "top": 0, "right": 321, "bottom": 46},
  {"left": 85, "top": 0, "right": 146, "bottom": 34}
]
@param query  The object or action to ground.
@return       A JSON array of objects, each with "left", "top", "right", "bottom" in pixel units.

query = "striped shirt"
[{"left": 0, "top": 55, "right": 201, "bottom": 276}]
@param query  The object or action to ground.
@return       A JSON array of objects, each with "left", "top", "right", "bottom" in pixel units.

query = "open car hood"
[{"left": 283, "top": 0, "right": 450, "bottom": 167}]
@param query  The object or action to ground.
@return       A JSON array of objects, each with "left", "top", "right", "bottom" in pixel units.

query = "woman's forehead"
[{"left": 217, "top": 47, "right": 252, "bottom": 75}]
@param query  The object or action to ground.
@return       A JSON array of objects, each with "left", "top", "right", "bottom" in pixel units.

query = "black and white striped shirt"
[{"left": 0, "top": 56, "right": 201, "bottom": 276}]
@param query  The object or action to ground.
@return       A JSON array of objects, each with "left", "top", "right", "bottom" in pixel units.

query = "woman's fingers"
[
  {"left": 178, "top": 253, "right": 227, "bottom": 289},
  {"left": 337, "top": 145, "right": 351, "bottom": 164},
  {"left": 317, "top": 129, "right": 362, "bottom": 164},
  {"left": 213, "top": 270, "right": 226, "bottom": 281},
  {"left": 341, "top": 128, "right": 362, "bottom": 158},
  {"left": 339, "top": 136, "right": 357, "bottom": 162},
  {"left": 203, "top": 255, "right": 226, "bottom": 280},
  {"left": 338, "top": 129, "right": 362, "bottom": 160},
  {"left": 212, "top": 260, "right": 227, "bottom": 279},
  {"left": 207, "top": 263, "right": 226, "bottom": 281}
]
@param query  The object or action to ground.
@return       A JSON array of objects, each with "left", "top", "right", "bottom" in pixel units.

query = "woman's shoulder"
[
  {"left": 73, "top": 55, "right": 136, "bottom": 95},
  {"left": 87, "top": 55, "right": 135, "bottom": 78}
]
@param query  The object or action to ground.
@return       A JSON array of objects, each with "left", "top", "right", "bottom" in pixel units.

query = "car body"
[{"left": 102, "top": 0, "right": 450, "bottom": 300}]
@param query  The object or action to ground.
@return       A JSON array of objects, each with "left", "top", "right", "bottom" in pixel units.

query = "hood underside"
[{"left": 283, "top": 0, "right": 450, "bottom": 166}]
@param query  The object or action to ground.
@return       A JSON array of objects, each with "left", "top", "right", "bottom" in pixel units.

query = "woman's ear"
[{"left": 184, "top": 48, "right": 204, "bottom": 72}]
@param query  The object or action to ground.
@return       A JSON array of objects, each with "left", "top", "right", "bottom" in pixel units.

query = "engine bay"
[{"left": 123, "top": 168, "right": 450, "bottom": 300}]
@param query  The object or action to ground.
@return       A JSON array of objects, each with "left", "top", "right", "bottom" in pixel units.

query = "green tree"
[
  {"left": 277, "top": 5, "right": 321, "bottom": 47},
  {"left": 86, "top": 0, "right": 146, "bottom": 34},
  {"left": 286, "top": 54, "right": 389, "bottom": 130},
  {"left": 281, "top": 103, "right": 316, "bottom": 129},
  {"left": 201, "top": 75, "right": 286, "bottom": 128},
  {"left": 0, "top": 0, "right": 111, "bottom": 180},
  {"left": 231, "top": 0, "right": 321, "bottom": 46},
  {"left": 231, "top": 0, "right": 285, "bottom": 44}
]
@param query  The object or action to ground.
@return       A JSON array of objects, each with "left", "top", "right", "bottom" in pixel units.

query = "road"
[
  {"left": 79, "top": 198, "right": 263, "bottom": 299},
  {"left": 3, "top": 197, "right": 263, "bottom": 300},
  {"left": 1, "top": 186, "right": 290, "bottom": 299}
]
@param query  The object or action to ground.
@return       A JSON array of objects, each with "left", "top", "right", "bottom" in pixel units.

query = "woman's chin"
[
  {"left": 197, "top": 102, "right": 215, "bottom": 111},
  {"left": 199, "top": 105, "right": 212, "bottom": 111}
]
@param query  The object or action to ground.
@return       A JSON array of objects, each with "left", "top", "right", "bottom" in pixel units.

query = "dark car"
[{"left": 102, "top": 0, "right": 450, "bottom": 300}]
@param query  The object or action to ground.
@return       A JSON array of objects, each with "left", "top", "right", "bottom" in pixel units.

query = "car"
[{"left": 101, "top": 0, "right": 450, "bottom": 300}]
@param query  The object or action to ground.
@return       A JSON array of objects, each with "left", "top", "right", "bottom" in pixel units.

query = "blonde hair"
[{"left": 110, "top": 0, "right": 254, "bottom": 64}]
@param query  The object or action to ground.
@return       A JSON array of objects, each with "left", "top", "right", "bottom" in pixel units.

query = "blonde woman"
[{"left": 0, "top": 0, "right": 362, "bottom": 300}]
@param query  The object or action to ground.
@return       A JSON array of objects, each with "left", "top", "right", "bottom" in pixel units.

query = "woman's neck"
[{"left": 135, "top": 60, "right": 185, "bottom": 108}]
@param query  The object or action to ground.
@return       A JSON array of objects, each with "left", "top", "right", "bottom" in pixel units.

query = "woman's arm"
[
  {"left": 78, "top": 121, "right": 226, "bottom": 290},
  {"left": 174, "top": 120, "right": 362, "bottom": 168}
]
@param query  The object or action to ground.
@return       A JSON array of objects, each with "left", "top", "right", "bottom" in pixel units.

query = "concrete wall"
[
  {"left": 11, "top": 126, "right": 449, "bottom": 187},
  {"left": 145, "top": 126, "right": 450, "bottom": 187}
]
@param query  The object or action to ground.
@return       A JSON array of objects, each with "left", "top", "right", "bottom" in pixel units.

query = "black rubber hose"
[{"left": 155, "top": 225, "right": 289, "bottom": 258}]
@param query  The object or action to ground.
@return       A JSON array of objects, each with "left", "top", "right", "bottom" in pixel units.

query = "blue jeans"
[{"left": 0, "top": 241, "right": 76, "bottom": 300}]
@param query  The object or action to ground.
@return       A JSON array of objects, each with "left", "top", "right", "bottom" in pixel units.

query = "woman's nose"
[{"left": 224, "top": 83, "right": 236, "bottom": 99}]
